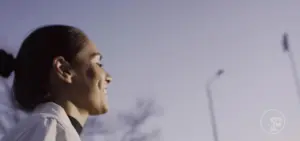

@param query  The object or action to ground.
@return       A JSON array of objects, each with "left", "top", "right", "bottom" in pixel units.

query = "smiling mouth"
[
  {"left": 104, "top": 88, "right": 107, "bottom": 94},
  {"left": 98, "top": 81, "right": 108, "bottom": 94}
]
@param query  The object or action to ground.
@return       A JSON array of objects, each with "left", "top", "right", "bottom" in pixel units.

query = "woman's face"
[{"left": 70, "top": 41, "right": 112, "bottom": 115}]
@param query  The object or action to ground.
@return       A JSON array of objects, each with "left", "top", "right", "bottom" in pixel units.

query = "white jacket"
[{"left": 1, "top": 102, "right": 81, "bottom": 141}]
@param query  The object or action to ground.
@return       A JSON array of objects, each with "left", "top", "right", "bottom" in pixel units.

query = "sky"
[{"left": 1, "top": 0, "right": 300, "bottom": 141}]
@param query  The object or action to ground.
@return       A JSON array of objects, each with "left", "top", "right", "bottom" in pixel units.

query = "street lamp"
[
  {"left": 206, "top": 69, "right": 224, "bottom": 141},
  {"left": 282, "top": 33, "right": 300, "bottom": 102}
]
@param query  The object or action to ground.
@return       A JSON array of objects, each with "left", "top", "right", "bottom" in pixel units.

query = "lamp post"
[
  {"left": 282, "top": 33, "right": 300, "bottom": 102},
  {"left": 206, "top": 69, "right": 224, "bottom": 141}
]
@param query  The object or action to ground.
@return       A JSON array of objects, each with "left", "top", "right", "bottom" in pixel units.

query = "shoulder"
[{"left": 2, "top": 114, "right": 80, "bottom": 141}]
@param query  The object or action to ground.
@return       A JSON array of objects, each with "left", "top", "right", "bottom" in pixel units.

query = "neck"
[{"left": 54, "top": 100, "right": 89, "bottom": 126}]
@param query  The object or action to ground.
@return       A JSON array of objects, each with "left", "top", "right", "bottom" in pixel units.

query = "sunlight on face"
[{"left": 90, "top": 53, "right": 102, "bottom": 66}]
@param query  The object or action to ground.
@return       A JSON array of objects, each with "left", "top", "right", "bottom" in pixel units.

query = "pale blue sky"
[{"left": 1, "top": 0, "right": 300, "bottom": 141}]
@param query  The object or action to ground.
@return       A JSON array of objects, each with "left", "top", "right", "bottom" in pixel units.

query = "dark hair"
[{"left": 0, "top": 25, "right": 88, "bottom": 112}]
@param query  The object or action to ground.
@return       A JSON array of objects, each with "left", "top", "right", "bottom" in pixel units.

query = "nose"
[{"left": 105, "top": 73, "right": 112, "bottom": 84}]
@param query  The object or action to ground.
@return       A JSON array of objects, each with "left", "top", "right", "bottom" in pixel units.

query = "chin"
[{"left": 89, "top": 104, "right": 108, "bottom": 115}]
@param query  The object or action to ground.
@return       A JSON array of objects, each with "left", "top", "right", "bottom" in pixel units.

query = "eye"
[
  {"left": 91, "top": 55, "right": 103, "bottom": 67},
  {"left": 97, "top": 63, "right": 103, "bottom": 67}
]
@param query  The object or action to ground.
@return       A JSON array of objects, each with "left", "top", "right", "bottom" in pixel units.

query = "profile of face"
[{"left": 53, "top": 40, "right": 112, "bottom": 115}]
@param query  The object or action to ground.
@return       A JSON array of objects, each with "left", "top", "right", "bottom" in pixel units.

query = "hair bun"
[{"left": 0, "top": 49, "right": 15, "bottom": 78}]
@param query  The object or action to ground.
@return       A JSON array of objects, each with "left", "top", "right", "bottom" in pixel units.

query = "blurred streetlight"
[
  {"left": 282, "top": 33, "right": 300, "bottom": 102},
  {"left": 205, "top": 69, "right": 224, "bottom": 141}
]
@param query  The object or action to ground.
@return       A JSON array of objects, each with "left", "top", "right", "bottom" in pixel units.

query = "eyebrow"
[{"left": 90, "top": 52, "right": 102, "bottom": 60}]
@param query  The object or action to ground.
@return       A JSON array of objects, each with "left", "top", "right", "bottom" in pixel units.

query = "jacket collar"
[{"left": 33, "top": 102, "right": 75, "bottom": 130}]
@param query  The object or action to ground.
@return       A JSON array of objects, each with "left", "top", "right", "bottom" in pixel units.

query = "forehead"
[
  {"left": 75, "top": 40, "right": 101, "bottom": 60},
  {"left": 84, "top": 41, "right": 98, "bottom": 52}
]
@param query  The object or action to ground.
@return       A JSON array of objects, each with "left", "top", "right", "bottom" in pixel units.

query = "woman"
[{"left": 0, "top": 25, "right": 112, "bottom": 141}]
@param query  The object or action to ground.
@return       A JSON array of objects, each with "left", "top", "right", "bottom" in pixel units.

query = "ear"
[{"left": 52, "top": 56, "right": 75, "bottom": 84}]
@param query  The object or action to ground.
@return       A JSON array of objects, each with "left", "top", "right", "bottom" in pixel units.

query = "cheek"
[
  {"left": 85, "top": 65, "right": 100, "bottom": 80},
  {"left": 84, "top": 65, "right": 104, "bottom": 88},
  {"left": 86, "top": 67, "right": 96, "bottom": 79}
]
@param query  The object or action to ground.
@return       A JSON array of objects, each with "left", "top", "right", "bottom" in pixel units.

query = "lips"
[
  {"left": 98, "top": 81, "right": 107, "bottom": 94},
  {"left": 104, "top": 88, "right": 107, "bottom": 94}
]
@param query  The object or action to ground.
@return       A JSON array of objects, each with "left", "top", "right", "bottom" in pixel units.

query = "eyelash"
[{"left": 97, "top": 63, "right": 103, "bottom": 67}]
